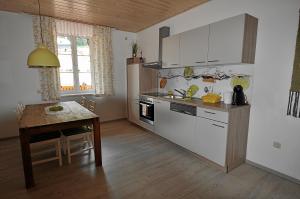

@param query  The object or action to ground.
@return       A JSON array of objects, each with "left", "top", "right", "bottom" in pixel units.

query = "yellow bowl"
[{"left": 202, "top": 93, "right": 221, "bottom": 103}]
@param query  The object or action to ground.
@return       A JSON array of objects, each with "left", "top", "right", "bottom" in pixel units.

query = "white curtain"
[
  {"left": 32, "top": 16, "right": 60, "bottom": 101},
  {"left": 56, "top": 19, "right": 93, "bottom": 37},
  {"left": 91, "top": 26, "right": 113, "bottom": 96},
  {"left": 56, "top": 20, "right": 114, "bottom": 95}
]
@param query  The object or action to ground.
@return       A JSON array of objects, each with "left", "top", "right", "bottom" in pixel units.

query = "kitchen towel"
[
  {"left": 142, "top": 104, "right": 147, "bottom": 116},
  {"left": 287, "top": 10, "right": 300, "bottom": 117}
]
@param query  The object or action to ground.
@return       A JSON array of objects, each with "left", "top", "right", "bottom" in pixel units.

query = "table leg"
[
  {"left": 19, "top": 128, "right": 35, "bottom": 188},
  {"left": 92, "top": 118, "right": 102, "bottom": 166}
]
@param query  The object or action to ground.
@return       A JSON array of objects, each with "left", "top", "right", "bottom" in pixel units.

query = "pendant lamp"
[{"left": 27, "top": 0, "right": 60, "bottom": 68}]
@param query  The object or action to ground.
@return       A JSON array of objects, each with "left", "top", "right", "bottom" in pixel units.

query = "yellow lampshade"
[{"left": 27, "top": 44, "right": 60, "bottom": 68}]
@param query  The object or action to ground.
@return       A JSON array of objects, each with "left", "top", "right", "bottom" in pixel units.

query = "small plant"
[{"left": 132, "top": 42, "right": 138, "bottom": 57}]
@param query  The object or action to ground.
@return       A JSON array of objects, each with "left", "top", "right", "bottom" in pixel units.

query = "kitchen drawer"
[{"left": 197, "top": 108, "right": 228, "bottom": 123}]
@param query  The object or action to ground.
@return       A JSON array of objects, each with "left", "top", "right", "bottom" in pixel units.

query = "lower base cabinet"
[
  {"left": 154, "top": 99, "right": 171, "bottom": 138},
  {"left": 194, "top": 117, "right": 228, "bottom": 167},
  {"left": 128, "top": 99, "right": 140, "bottom": 125},
  {"left": 154, "top": 99, "right": 195, "bottom": 151},
  {"left": 153, "top": 99, "right": 250, "bottom": 172},
  {"left": 167, "top": 109, "right": 195, "bottom": 152}
]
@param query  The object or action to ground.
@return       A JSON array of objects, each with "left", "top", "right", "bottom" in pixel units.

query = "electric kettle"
[{"left": 232, "top": 85, "right": 247, "bottom": 105}]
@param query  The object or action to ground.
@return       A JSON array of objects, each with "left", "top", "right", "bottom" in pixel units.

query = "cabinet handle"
[
  {"left": 195, "top": 61, "right": 205, "bottom": 64},
  {"left": 204, "top": 111, "right": 216, "bottom": 114},
  {"left": 208, "top": 60, "right": 219, "bottom": 63},
  {"left": 212, "top": 124, "right": 225, "bottom": 128}
]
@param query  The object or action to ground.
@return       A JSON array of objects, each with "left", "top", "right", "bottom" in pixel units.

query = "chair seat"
[
  {"left": 30, "top": 131, "right": 61, "bottom": 143},
  {"left": 61, "top": 126, "right": 91, "bottom": 137}
]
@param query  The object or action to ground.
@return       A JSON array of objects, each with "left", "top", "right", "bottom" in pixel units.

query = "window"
[{"left": 57, "top": 35, "right": 94, "bottom": 94}]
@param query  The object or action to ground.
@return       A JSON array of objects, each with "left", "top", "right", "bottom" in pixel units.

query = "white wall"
[
  {"left": 137, "top": 0, "right": 300, "bottom": 180},
  {"left": 0, "top": 11, "right": 136, "bottom": 138},
  {"left": 0, "top": 12, "right": 41, "bottom": 138}
]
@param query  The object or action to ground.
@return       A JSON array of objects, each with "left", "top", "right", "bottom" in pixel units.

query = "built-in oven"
[{"left": 139, "top": 96, "right": 154, "bottom": 125}]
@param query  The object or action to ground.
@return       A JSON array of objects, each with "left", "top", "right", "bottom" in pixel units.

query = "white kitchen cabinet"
[
  {"left": 127, "top": 64, "right": 139, "bottom": 102},
  {"left": 160, "top": 14, "right": 257, "bottom": 68},
  {"left": 207, "top": 14, "right": 258, "bottom": 65},
  {"left": 127, "top": 60, "right": 157, "bottom": 132},
  {"left": 153, "top": 99, "right": 250, "bottom": 172},
  {"left": 154, "top": 99, "right": 195, "bottom": 151},
  {"left": 128, "top": 99, "right": 140, "bottom": 125},
  {"left": 127, "top": 64, "right": 140, "bottom": 125},
  {"left": 167, "top": 110, "right": 196, "bottom": 151},
  {"left": 162, "top": 34, "right": 180, "bottom": 68},
  {"left": 154, "top": 99, "right": 171, "bottom": 137},
  {"left": 180, "top": 25, "right": 209, "bottom": 67},
  {"left": 194, "top": 117, "right": 228, "bottom": 166}
]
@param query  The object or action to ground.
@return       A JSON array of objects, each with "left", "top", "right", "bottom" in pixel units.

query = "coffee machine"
[{"left": 232, "top": 85, "right": 247, "bottom": 105}]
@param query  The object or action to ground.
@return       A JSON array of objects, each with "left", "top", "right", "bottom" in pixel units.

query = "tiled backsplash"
[{"left": 158, "top": 65, "right": 254, "bottom": 103}]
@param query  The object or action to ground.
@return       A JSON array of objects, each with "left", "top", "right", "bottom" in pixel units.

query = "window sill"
[{"left": 61, "top": 92, "right": 95, "bottom": 97}]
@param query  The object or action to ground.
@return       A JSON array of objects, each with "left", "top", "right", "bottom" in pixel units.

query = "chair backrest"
[
  {"left": 87, "top": 100, "right": 96, "bottom": 113},
  {"left": 16, "top": 103, "right": 25, "bottom": 121},
  {"left": 80, "top": 96, "right": 87, "bottom": 108}
]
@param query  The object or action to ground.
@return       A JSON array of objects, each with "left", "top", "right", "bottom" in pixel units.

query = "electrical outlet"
[{"left": 273, "top": 141, "right": 281, "bottom": 149}]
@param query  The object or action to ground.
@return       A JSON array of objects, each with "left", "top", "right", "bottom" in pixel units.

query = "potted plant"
[{"left": 132, "top": 42, "right": 138, "bottom": 58}]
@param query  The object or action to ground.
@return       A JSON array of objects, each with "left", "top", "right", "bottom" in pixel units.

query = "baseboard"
[
  {"left": 101, "top": 118, "right": 127, "bottom": 123},
  {"left": 246, "top": 160, "right": 300, "bottom": 185}
]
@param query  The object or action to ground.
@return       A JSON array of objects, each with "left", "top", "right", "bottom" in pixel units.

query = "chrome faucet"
[{"left": 174, "top": 89, "right": 187, "bottom": 98}]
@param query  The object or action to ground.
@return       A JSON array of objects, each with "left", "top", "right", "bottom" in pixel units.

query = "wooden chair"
[
  {"left": 62, "top": 98, "right": 96, "bottom": 164},
  {"left": 16, "top": 103, "right": 62, "bottom": 166},
  {"left": 79, "top": 96, "right": 87, "bottom": 107}
]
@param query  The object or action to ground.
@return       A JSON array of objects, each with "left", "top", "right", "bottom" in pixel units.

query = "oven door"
[{"left": 139, "top": 101, "right": 154, "bottom": 125}]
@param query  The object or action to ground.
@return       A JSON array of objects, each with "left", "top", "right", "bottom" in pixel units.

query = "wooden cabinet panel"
[
  {"left": 180, "top": 25, "right": 209, "bottom": 66},
  {"left": 162, "top": 34, "right": 180, "bottom": 68},
  {"left": 139, "top": 65, "right": 158, "bottom": 94}
]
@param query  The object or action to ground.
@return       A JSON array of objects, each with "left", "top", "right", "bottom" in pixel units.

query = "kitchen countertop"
[{"left": 141, "top": 92, "right": 250, "bottom": 112}]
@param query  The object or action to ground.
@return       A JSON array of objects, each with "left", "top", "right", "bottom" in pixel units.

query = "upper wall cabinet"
[
  {"left": 207, "top": 14, "right": 258, "bottom": 65},
  {"left": 180, "top": 25, "right": 209, "bottom": 67},
  {"left": 161, "top": 13, "right": 258, "bottom": 68},
  {"left": 162, "top": 34, "right": 180, "bottom": 68}
]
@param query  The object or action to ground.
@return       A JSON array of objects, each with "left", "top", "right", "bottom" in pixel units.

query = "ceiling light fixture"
[{"left": 27, "top": 0, "right": 60, "bottom": 68}]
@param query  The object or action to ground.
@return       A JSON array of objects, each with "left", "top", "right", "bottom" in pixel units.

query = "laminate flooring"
[{"left": 1, "top": 120, "right": 299, "bottom": 199}]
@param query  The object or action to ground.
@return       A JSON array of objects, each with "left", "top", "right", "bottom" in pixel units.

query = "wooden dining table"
[{"left": 18, "top": 101, "right": 102, "bottom": 189}]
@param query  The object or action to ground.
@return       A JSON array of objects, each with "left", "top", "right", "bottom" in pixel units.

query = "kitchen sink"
[{"left": 162, "top": 95, "right": 184, "bottom": 100}]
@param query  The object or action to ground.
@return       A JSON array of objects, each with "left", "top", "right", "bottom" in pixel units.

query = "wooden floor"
[{"left": 1, "top": 120, "right": 300, "bottom": 199}]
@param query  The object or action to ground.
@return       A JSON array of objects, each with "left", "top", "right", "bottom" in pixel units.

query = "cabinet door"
[
  {"left": 194, "top": 117, "right": 228, "bottom": 166},
  {"left": 180, "top": 26, "right": 209, "bottom": 67},
  {"left": 167, "top": 110, "right": 196, "bottom": 151},
  {"left": 154, "top": 100, "right": 170, "bottom": 137},
  {"left": 127, "top": 64, "right": 139, "bottom": 101},
  {"left": 208, "top": 14, "right": 245, "bottom": 65},
  {"left": 127, "top": 64, "right": 140, "bottom": 125},
  {"left": 128, "top": 99, "right": 140, "bottom": 125},
  {"left": 162, "top": 35, "right": 180, "bottom": 68}
]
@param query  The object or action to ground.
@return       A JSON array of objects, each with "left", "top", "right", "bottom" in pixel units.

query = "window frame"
[{"left": 57, "top": 34, "right": 95, "bottom": 95}]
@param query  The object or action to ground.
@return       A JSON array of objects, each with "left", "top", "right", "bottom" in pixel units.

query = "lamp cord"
[{"left": 38, "top": 0, "right": 44, "bottom": 44}]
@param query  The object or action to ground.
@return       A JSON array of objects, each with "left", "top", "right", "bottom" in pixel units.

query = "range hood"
[{"left": 143, "top": 26, "right": 170, "bottom": 69}]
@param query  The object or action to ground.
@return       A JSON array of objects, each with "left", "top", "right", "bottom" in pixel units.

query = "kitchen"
[
  {"left": 1, "top": 0, "right": 300, "bottom": 198},
  {"left": 128, "top": 13, "right": 254, "bottom": 172}
]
